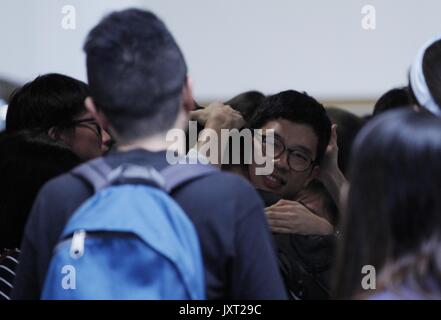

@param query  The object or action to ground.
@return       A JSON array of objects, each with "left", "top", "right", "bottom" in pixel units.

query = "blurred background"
[{"left": 1, "top": 0, "right": 440, "bottom": 130}]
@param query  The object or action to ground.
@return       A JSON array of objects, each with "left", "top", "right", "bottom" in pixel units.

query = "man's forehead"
[{"left": 261, "top": 120, "right": 318, "bottom": 149}]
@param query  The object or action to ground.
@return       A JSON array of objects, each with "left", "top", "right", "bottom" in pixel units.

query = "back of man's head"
[
  {"left": 84, "top": 9, "right": 187, "bottom": 143},
  {"left": 373, "top": 87, "right": 411, "bottom": 117}
]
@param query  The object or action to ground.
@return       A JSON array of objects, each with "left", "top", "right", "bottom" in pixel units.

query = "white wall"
[
  {"left": 0, "top": 0, "right": 142, "bottom": 85},
  {"left": 1, "top": 0, "right": 441, "bottom": 103}
]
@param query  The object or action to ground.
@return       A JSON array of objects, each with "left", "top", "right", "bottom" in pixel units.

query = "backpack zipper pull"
[{"left": 70, "top": 230, "right": 86, "bottom": 259}]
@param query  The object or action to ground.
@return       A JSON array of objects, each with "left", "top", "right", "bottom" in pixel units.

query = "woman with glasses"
[{"left": 5, "top": 73, "right": 112, "bottom": 161}]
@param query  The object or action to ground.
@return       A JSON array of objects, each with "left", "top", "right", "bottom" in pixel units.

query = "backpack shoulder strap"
[
  {"left": 161, "top": 163, "right": 219, "bottom": 194},
  {"left": 71, "top": 156, "right": 219, "bottom": 194},
  {"left": 71, "top": 157, "right": 113, "bottom": 193}
]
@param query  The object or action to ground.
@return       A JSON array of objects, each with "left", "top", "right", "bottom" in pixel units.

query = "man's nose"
[{"left": 274, "top": 150, "right": 290, "bottom": 171}]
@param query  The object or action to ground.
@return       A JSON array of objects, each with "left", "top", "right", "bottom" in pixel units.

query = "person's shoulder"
[
  {"left": 197, "top": 169, "right": 258, "bottom": 196},
  {"left": 183, "top": 168, "right": 264, "bottom": 213},
  {"left": 25, "top": 167, "right": 93, "bottom": 240},
  {"left": 34, "top": 167, "right": 92, "bottom": 212},
  {"left": 39, "top": 170, "right": 89, "bottom": 198}
]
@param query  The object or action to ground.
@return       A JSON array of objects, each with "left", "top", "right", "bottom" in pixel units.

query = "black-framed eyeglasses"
[
  {"left": 71, "top": 118, "right": 103, "bottom": 138},
  {"left": 255, "top": 132, "right": 315, "bottom": 172}
]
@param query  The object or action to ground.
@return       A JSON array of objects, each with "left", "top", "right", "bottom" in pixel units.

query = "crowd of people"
[{"left": 1, "top": 8, "right": 441, "bottom": 300}]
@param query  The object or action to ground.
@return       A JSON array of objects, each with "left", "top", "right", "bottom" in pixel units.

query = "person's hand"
[
  {"left": 190, "top": 102, "right": 245, "bottom": 129},
  {"left": 265, "top": 199, "right": 333, "bottom": 235},
  {"left": 317, "top": 124, "right": 347, "bottom": 210},
  {"left": 318, "top": 124, "right": 339, "bottom": 180},
  {"left": 189, "top": 102, "right": 245, "bottom": 167}
]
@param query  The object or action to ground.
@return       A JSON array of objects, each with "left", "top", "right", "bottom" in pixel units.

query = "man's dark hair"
[
  {"left": 373, "top": 87, "right": 411, "bottom": 116},
  {"left": 83, "top": 9, "right": 188, "bottom": 142},
  {"left": 249, "top": 90, "right": 332, "bottom": 165},
  {"left": 6, "top": 73, "right": 89, "bottom": 133},
  {"left": 0, "top": 130, "right": 80, "bottom": 249}
]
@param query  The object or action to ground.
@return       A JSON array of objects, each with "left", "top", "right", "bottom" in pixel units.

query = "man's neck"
[{"left": 117, "top": 134, "right": 170, "bottom": 152}]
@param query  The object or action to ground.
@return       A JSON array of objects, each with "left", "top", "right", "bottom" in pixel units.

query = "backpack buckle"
[{"left": 70, "top": 230, "right": 86, "bottom": 259}]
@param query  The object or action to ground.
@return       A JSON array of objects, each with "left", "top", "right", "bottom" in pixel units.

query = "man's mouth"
[{"left": 262, "top": 172, "right": 287, "bottom": 189}]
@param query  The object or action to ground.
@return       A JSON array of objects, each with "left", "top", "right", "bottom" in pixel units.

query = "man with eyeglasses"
[
  {"left": 247, "top": 90, "right": 343, "bottom": 300},
  {"left": 195, "top": 90, "right": 338, "bottom": 235},
  {"left": 194, "top": 90, "right": 344, "bottom": 299}
]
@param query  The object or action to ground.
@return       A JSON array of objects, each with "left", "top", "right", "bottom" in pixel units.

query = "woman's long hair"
[{"left": 333, "top": 109, "right": 441, "bottom": 299}]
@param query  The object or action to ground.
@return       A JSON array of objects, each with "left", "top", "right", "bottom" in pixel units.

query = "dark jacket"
[
  {"left": 258, "top": 189, "right": 335, "bottom": 299},
  {"left": 12, "top": 149, "right": 287, "bottom": 300},
  {"left": 274, "top": 234, "right": 335, "bottom": 299}
]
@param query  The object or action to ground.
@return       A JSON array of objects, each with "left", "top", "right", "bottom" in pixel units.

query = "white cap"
[
  {"left": 409, "top": 35, "right": 441, "bottom": 117},
  {"left": 0, "top": 103, "right": 7, "bottom": 131}
]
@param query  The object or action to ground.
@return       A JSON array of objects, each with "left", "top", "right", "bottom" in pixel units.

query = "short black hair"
[
  {"left": 0, "top": 130, "right": 80, "bottom": 249},
  {"left": 6, "top": 73, "right": 89, "bottom": 133},
  {"left": 373, "top": 87, "right": 411, "bottom": 116},
  {"left": 84, "top": 9, "right": 188, "bottom": 142},
  {"left": 249, "top": 90, "right": 332, "bottom": 164}
]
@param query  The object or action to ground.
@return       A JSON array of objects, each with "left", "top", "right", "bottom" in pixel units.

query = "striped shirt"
[{"left": 0, "top": 248, "right": 20, "bottom": 300}]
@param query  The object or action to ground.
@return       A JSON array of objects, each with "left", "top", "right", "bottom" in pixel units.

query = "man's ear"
[
  {"left": 48, "top": 127, "right": 61, "bottom": 140},
  {"left": 182, "top": 76, "right": 195, "bottom": 113},
  {"left": 85, "top": 97, "right": 109, "bottom": 130},
  {"left": 48, "top": 126, "right": 73, "bottom": 147}
]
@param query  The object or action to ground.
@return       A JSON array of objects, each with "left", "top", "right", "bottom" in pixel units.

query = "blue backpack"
[{"left": 41, "top": 158, "right": 216, "bottom": 300}]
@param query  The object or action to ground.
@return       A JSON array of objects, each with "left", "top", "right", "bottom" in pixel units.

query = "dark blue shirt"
[{"left": 12, "top": 149, "right": 287, "bottom": 300}]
